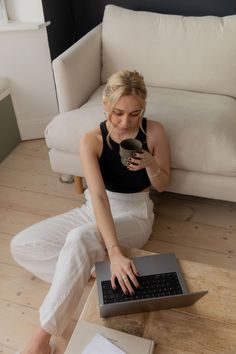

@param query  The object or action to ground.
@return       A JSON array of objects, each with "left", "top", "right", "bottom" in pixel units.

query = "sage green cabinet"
[{"left": 0, "top": 94, "right": 21, "bottom": 162}]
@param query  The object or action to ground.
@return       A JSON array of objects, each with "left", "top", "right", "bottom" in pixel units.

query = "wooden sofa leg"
[{"left": 74, "top": 176, "right": 84, "bottom": 194}]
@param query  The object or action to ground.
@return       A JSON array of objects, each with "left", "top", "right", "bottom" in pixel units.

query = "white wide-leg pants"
[{"left": 10, "top": 189, "right": 154, "bottom": 336}]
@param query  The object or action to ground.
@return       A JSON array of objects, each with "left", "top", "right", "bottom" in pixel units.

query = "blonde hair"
[
  {"left": 103, "top": 70, "right": 147, "bottom": 109},
  {"left": 103, "top": 70, "right": 147, "bottom": 147}
]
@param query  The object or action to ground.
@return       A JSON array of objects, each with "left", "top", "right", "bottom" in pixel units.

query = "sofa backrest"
[{"left": 101, "top": 5, "right": 236, "bottom": 98}]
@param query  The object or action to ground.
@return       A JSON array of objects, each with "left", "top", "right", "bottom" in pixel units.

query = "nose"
[{"left": 120, "top": 115, "right": 130, "bottom": 128}]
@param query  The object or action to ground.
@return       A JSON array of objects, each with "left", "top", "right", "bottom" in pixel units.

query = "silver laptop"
[{"left": 95, "top": 253, "right": 208, "bottom": 318}]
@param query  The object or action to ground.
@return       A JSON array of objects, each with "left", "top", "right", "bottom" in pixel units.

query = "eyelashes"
[{"left": 113, "top": 111, "right": 141, "bottom": 117}]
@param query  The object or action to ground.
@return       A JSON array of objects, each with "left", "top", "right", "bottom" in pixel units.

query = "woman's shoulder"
[
  {"left": 146, "top": 118, "right": 166, "bottom": 134},
  {"left": 81, "top": 126, "right": 101, "bottom": 141},
  {"left": 146, "top": 118, "right": 168, "bottom": 152},
  {"left": 80, "top": 127, "right": 102, "bottom": 153}
]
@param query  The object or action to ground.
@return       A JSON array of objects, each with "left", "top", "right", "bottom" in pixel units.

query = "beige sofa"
[{"left": 45, "top": 5, "right": 236, "bottom": 202}]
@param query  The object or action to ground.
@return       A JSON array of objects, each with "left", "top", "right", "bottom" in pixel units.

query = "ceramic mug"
[{"left": 119, "top": 138, "right": 143, "bottom": 166}]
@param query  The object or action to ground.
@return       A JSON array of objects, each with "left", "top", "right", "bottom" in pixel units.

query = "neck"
[
  {"left": 106, "top": 121, "right": 140, "bottom": 143},
  {"left": 109, "top": 129, "right": 139, "bottom": 143}
]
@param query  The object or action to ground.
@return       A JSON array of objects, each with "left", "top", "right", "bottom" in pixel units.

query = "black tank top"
[{"left": 99, "top": 118, "right": 151, "bottom": 193}]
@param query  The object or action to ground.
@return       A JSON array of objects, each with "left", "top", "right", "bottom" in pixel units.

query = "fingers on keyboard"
[{"left": 128, "top": 273, "right": 140, "bottom": 289}]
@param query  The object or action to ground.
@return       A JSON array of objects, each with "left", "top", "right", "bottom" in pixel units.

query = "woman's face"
[{"left": 106, "top": 95, "right": 143, "bottom": 134}]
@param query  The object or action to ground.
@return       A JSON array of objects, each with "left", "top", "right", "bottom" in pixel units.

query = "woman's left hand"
[
  {"left": 109, "top": 251, "right": 140, "bottom": 294},
  {"left": 127, "top": 150, "right": 153, "bottom": 171}
]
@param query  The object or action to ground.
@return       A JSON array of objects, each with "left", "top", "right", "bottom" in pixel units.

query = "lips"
[
  {"left": 117, "top": 127, "right": 129, "bottom": 133},
  {"left": 118, "top": 129, "right": 128, "bottom": 133}
]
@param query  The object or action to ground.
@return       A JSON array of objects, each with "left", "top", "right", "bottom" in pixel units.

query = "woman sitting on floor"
[{"left": 11, "top": 69, "right": 170, "bottom": 354}]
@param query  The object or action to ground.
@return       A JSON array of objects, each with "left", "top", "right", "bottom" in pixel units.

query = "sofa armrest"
[{"left": 53, "top": 24, "right": 102, "bottom": 113}]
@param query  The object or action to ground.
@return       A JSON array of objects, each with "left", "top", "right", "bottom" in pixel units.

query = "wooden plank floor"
[{"left": 0, "top": 139, "right": 235, "bottom": 354}]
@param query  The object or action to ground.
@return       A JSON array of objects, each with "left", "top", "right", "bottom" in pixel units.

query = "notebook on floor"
[
  {"left": 64, "top": 320, "right": 155, "bottom": 354},
  {"left": 95, "top": 253, "right": 208, "bottom": 318}
]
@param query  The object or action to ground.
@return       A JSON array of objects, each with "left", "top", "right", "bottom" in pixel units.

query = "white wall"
[
  {"left": 6, "top": 0, "right": 44, "bottom": 22},
  {"left": 0, "top": 0, "right": 59, "bottom": 140}
]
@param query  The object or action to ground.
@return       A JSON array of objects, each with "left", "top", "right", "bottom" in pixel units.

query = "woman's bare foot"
[{"left": 22, "top": 327, "right": 51, "bottom": 354}]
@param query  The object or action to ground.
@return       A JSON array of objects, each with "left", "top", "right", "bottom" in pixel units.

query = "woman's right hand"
[{"left": 109, "top": 247, "right": 140, "bottom": 294}]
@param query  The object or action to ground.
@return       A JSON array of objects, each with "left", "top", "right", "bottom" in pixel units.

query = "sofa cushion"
[
  {"left": 101, "top": 5, "right": 236, "bottom": 99},
  {"left": 45, "top": 104, "right": 104, "bottom": 156},
  {"left": 45, "top": 86, "right": 236, "bottom": 177},
  {"left": 145, "top": 88, "right": 236, "bottom": 176}
]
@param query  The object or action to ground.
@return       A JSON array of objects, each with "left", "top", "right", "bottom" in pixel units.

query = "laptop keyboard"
[{"left": 101, "top": 272, "right": 183, "bottom": 304}]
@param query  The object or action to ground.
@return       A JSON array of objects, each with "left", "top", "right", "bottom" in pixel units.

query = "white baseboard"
[{"left": 18, "top": 116, "right": 54, "bottom": 140}]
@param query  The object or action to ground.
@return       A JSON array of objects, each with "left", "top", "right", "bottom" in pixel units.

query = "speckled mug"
[{"left": 119, "top": 138, "right": 143, "bottom": 166}]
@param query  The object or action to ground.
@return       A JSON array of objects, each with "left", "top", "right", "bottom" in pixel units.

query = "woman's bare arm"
[
  {"left": 80, "top": 131, "right": 118, "bottom": 248},
  {"left": 145, "top": 121, "right": 170, "bottom": 191},
  {"left": 79, "top": 131, "right": 139, "bottom": 294},
  {"left": 127, "top": 120, "right": 170, "bottom": 192}
]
